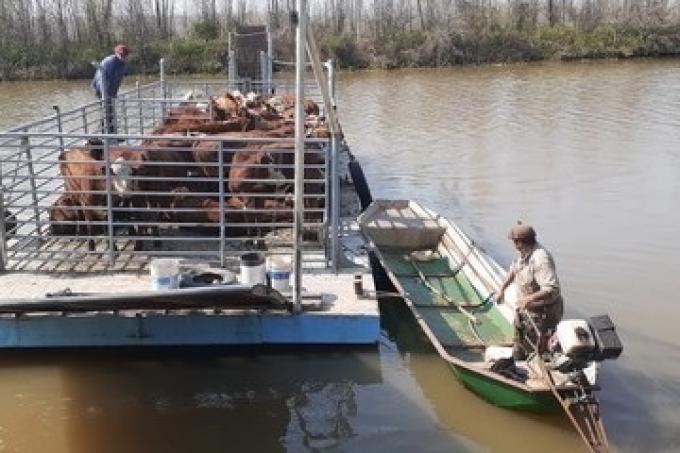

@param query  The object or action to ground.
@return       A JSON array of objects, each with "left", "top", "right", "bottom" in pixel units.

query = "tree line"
[{"left": 1, "top": 0, "right": 679, "bottom": 80}]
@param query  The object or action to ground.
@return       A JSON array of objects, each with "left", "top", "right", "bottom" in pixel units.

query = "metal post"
[
  {"left": 160, "top": 58, "right": 167, "bottom": 119},
  {"left": 326, "top": 59, "right": 337, "bottom": 109},
  {"left": 292, "top": 0, "right": 307, "bottom": 313},
  {"left": 267, "top": 28, "right": 273, "bottom": 94},
  {"left": 137, "top": 81, "right": 144, "bottom": 135},
  {"left": 259, "top": 51, "right": 267, "bottom": 94},
  {"left": 121, "top": 97, "right": 129, "bottom": 141},
  {"left": 330, "top": 136, "right": 340, "bottom": 273},
  {"left": 81, "top": 107, "right": 88, "bottom": 134},
  {"left": 103, "top": 139, "right": 115, "bottom": 263},
  {"left": 228, "top": 49, "right": 236, "bottom": 88},
  {"left": 53, "top": 105, "right": 65, "bottom": 153},
  {"left": 218, "top": 140, "right": 225, "bottom": 268},
  {"left": 330, "top": 61, "right": 341, "bottom": 273},
  {"left": 22, "top": 133, "right": 42, "bottom": 239},
  {"left": 0, "top": 189, "right": 7, "bottom": 272},
  {"left": 96, "top": 62, "right": 112, "bottom": 136},
  {"left": 323, "top": 142, "right": 332, "bottom": 266}
]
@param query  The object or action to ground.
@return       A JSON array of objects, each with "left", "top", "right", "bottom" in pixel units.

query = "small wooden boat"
[{"left": 359, "top": 200, "right": 620, "bottom": 453}]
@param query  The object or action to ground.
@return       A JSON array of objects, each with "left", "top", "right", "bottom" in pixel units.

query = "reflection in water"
[{"left": 1, "top": 59, "right": 680, "bottom": 452}]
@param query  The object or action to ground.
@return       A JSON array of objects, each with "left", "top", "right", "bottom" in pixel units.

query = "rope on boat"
[
  {"left": 468, "top": 318, "right": 487, "bottom": 346},
  {"left": 408, "top": 259, "right": 480, "bottom": 324}
]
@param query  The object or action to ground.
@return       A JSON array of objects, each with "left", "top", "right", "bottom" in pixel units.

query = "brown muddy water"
[{"left": 1, "top": 59, "right": 679, "bottom": 452}]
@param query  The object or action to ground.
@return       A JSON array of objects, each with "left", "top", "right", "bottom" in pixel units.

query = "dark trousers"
[
  {"left": 96, "top": 92, "right": 116, "bottom": 134},
  {"left": 513, "top": 309, "right": 560, "bottom": 360}
]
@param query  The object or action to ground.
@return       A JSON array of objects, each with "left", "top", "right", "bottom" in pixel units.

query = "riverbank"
[
  {"left": 325, "top": 24, "right": 680, "bottom": 68},
  {"left": 1, "top": 24, "right": 679, "bottom": 81}
]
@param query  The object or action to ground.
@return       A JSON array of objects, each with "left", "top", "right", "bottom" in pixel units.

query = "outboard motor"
[{"left": 549, "top": 315, "right": 623, "bottom": 374}]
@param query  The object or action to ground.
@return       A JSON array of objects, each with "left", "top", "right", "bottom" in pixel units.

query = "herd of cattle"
[{"left": 47, "top": 91, "right": 330, "bottom": 251}]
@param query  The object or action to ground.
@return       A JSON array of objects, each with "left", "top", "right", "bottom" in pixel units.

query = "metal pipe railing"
[{"left": 0, "top": 68, "right": 338, "bottom": 274}]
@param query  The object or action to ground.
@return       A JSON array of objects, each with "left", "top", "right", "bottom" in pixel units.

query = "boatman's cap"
[
  {"left": 115, "top": 43, "right": 131, "bottom": 57},
  {"left": 508, "top": 223, "right": 536, "bottom": 241}
]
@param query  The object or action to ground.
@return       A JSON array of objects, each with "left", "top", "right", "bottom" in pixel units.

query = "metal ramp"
[{"left": 228, "top": 26, "right": 272, "bottom": 91}]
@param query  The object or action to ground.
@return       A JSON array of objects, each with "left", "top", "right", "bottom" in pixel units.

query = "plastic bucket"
[
  {"left": 149, "top": 258, "right": 180, "bottom": 290},
  {"left": 240, "top": 252, "right": 266, "bottom": 286},
  {"left": 268, "top": 255, "right": 292, "bottom": 293}
]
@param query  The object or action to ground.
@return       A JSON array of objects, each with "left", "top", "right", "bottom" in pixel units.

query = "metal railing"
[{"left": 0, "top": 75, "right": 339, "bottom": 273}]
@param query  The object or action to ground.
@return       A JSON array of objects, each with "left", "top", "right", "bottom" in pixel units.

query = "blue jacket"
[{"left": 91, "top": 54, "right": 127, "bottom": 98}]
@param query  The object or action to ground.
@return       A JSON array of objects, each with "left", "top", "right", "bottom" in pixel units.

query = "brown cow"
[
  {"left": 212, "top": 93, "right": 241, "bottom": 119},
  {"left": 162, "top": 187, "right": 247, "bottom": 236},
  {"left": 58, "top": 146, "right": 150, "bottom": 251},
  {"left": 49, "top": 194, "right": 88, "bottom": 236}
]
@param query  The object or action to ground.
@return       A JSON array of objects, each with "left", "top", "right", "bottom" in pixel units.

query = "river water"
[{"left": 1, "top": 59, "right": 679, "bottom": 452}]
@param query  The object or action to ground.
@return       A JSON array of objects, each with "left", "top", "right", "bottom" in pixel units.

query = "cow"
[
  {"left": 162, "top": 187, "right": 247, "bottom": 236},
  {"left": 49, "top": 193, "right": 88, "bottom": 236},
  {"left": 58, "top": 145, "right": 151, "bottom": 251}
]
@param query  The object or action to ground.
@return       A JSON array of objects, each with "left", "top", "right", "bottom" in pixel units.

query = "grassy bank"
[
  {"left": 1, "top": 25, "right": 679, "bottom": 81},
  {"left": 318, "top": 25, "right": 680, "bottom": 69}
]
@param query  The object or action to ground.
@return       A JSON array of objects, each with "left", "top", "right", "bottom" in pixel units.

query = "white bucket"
[
  {"left": 268, "top": 255, "right": 292, "bottom": 293},
  {"left": 240, "top": 253, "right": 266, "bottom": 286},
  {"left": 149, "top": 258, "right": 180, "bottom": 290}
]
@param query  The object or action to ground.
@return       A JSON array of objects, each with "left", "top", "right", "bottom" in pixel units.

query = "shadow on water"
[
  {"left": 0, "top": 344, "right": 476, "bottom": 453},
  {"left": 0, "top": 346, "right": 378, "bottom": 453}
]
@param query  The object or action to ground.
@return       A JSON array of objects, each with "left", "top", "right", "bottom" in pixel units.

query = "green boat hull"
[{"left": 449, "top": 363, "right": 559, "bottom": 413}]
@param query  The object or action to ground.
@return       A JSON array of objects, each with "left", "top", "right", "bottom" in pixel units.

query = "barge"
[{"left": 0, "top": 21, "right": 379, "bottom": 348}]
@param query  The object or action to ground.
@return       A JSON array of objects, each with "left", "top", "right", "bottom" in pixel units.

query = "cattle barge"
[{"left": 0, "top": 20, "right": 379, "bottom": 347}]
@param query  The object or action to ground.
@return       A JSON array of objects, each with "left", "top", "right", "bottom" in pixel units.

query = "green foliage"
[
  {"left": 2, "top": 23, "right": 680, "bottom": 81},
  {"left": 319, "top": 33, "right": 368, "bottom": 69},
  {"left": 192, "top": 21, "right": 220, "bottom": 41},
  {"left": 164, "top": 37, "right": 224, "bottom": 73}
]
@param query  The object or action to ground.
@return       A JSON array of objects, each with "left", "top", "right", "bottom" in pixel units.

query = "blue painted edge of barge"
[{"left": 0, "top": 311, "right": 380, "bottom": 348}]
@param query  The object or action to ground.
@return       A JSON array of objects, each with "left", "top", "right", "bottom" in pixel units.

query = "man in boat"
[
  {"left": 496, "top": 223, "right": 564, "bottom": 360},
  {"left": 91, "top": 43, "right": 131, "bottom": 135}
]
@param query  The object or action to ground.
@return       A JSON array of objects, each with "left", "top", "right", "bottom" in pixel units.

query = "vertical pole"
[
  {"left": 326, "top": 59, "right": 337, "bottom": 109},
  {"left": 121, "top": 97, "right": 129, "bottom": 141},
  {"left": 259, "top": 50, "right": 267, "bottom": 94},
  {"left": 53, "top": 105, "right": 65, "bottom": 154},
  {"left": 218, "top": 140, "right": 225, "bottom": 268},
  {"left": 81, "top": 107, "right": 88, "bottom": 134},
  {"left": 323, "top": 141, "right": 331, "bottom": 266},
  {"left": 0, "top": 189, "right": 7, "bottom": 272},
  {"left": 228, "top": 50, "right": 236, "bottom": 88},
  {"left": 22, "top": 133, "right": 41, "bottom": 239},
  {"left": 293, "top": 0, "right": 307, "bottom": 313},
  {"left": 267, "top": 28, "right": 273, "bottom": 94},
  {"left": 103, "top": 139, "right": 115, "bottom": 263},
  {"left": 99, "top": 63, "right": 111, "bottom": 136},
  {"left": 160, "top": 58, "right": 167, "bottom": 120},
  {"left": 137, "top": 81, "right": 144, "bottom": 135},
  {"left": 327, "top": 60, "right": 340, "bottom": 273}
]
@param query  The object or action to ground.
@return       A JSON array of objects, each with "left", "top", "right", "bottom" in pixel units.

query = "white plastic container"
[
  {"left": 240, "top": 253, "right": 266, "bottom": 286},
  {"left": 149, "top": 258, "right": 180, "bottom": 290},
  {"left": 268, "top": 255, "right": 292, "bottom": 293},
  {"left": 484, "top": 345, "right": 514, "bottom": 363}
]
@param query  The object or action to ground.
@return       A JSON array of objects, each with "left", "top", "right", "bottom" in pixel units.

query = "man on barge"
[
  {"left": 91, "top": 43, "right": 130, "bottom": 135},
  {"left": 496, "top": 223, "right": 564, "bottom": 360}
]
